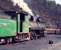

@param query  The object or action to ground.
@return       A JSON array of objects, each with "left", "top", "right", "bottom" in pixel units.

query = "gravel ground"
[{"left": 0, "top": 35, "right": 61, "bottom": 50}]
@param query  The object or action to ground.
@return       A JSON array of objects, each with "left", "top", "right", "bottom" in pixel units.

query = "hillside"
[{"left": 0, "top": 0, "right": 20, "bottom": 11}]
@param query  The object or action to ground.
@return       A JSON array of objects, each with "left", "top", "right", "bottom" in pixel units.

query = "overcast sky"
[
  {"left": 48, "top": 0, "right": 61, "bottom": 5},
  {"left": 55, "top": 0, "right": 61, "bottom": 5}
]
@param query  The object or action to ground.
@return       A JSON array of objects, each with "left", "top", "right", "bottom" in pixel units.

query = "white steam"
[{"left": 11, "top": 0, "right": 34, "bottom": 15}]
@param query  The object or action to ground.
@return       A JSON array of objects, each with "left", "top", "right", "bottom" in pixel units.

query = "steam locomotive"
[
  {"left": 0, "top": 11, "right": 45, "bottom": 44},
  {"left": 0, "top": 11, "right": 30, "bottom": 44}
]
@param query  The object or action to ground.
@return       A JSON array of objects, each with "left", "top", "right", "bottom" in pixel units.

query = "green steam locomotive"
[{"left": 0, "top": 11, "right": 30, "bottom": 44}]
